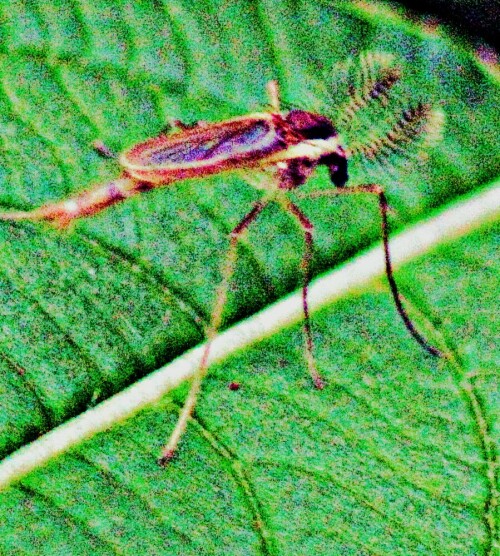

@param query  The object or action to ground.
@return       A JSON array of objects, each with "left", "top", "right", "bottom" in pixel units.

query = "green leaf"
[{"left": 0, "top": 1, "right": 498, "bottom": 554}]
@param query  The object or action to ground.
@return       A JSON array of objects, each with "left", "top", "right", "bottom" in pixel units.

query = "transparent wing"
[{"left": 126, "top": 116, "right": 285, "bottom": 170}]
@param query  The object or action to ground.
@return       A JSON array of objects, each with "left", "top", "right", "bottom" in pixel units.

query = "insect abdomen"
[{"left": 0, "top": 178, "right": 145, "bottom": 226}]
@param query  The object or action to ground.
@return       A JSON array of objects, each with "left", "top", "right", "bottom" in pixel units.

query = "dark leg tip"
[
  {"left": 157, "top": 450, "right": 176, "bottom": 467},
  {"left": 313, "top": 376, "right": 326, "bottom": 390}
]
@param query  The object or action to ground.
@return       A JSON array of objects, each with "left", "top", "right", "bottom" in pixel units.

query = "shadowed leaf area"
[{"left": 0, "top": 0, "right": 498, "bottom": 554}]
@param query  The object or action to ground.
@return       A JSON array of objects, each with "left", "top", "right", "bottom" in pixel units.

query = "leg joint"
[{"left": 231, "top": 201, "right": 265, "bottom": 236}]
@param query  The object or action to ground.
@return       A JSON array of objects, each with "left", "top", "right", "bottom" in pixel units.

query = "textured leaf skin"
[{"left": 0, "top": 1, "right": 498, "bottom": 554}]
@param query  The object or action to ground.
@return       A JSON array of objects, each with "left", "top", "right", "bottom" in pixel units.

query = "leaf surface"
[{"left": 0, "top": 1, "right": 498, "bottom": 554}]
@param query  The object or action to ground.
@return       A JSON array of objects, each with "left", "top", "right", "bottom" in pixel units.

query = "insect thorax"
[
  {"left": 285, "top": 110, "right": 337, "bottom": 140},
  {"left": 279, "top": 110, "right": 348, "bottom": 188}
]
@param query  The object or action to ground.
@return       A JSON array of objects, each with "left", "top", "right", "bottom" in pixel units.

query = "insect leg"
[
  {"left": 296, "top": 184, "right": 443, "bottom": 357},
  {"left": 277, "top": 196, "right": 325, "bottom": 389},
  {"left": 92, "top": 140, "right": 117, "bottom": 159},
  {"left": 158, "top": 200, "right": 268, "bottom": 465},
  {"left": 266, "top": 80, "right": 281, "bottom": 112}
]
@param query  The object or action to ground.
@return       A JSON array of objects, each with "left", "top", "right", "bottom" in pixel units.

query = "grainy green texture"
[{"left": 0, "top": 0, "right": 498, "bottom": 554}]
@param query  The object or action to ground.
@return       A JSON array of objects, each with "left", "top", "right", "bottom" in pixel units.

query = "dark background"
[{"left": 396, "top": 0, "right": 498, "bottom": 49}]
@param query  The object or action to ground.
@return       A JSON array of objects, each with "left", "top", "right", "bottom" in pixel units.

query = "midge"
[{"left": 0, "top": 70, "right": 444, "bottom": 464}]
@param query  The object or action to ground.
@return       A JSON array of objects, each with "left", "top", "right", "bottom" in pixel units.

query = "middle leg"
[{"left": 276, "top": 196, "right": 325, "bottom": 389}]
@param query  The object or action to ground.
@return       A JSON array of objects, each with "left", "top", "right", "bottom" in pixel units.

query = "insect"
[{"left": 0, "top": 53, "right": 444, "bottom": 465}]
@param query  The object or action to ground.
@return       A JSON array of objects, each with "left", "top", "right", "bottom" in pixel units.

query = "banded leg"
[
  {"left": 158, "top": 200, "right": 268, "bottom": 465},
  {"left": 278, "top": 197, "right": 325, "bottom": 389},
  {"left": 296, "top": 184, "right": 443, "bottom": 357}
]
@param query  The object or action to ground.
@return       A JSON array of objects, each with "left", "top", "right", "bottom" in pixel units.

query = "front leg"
[{"left": 296, "top": 184, "right": 443, "bottom": 357}]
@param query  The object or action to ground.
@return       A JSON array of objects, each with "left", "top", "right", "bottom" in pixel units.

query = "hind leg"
[{"left": 158, "top": 200, "right": 269, "bottom": 465}]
